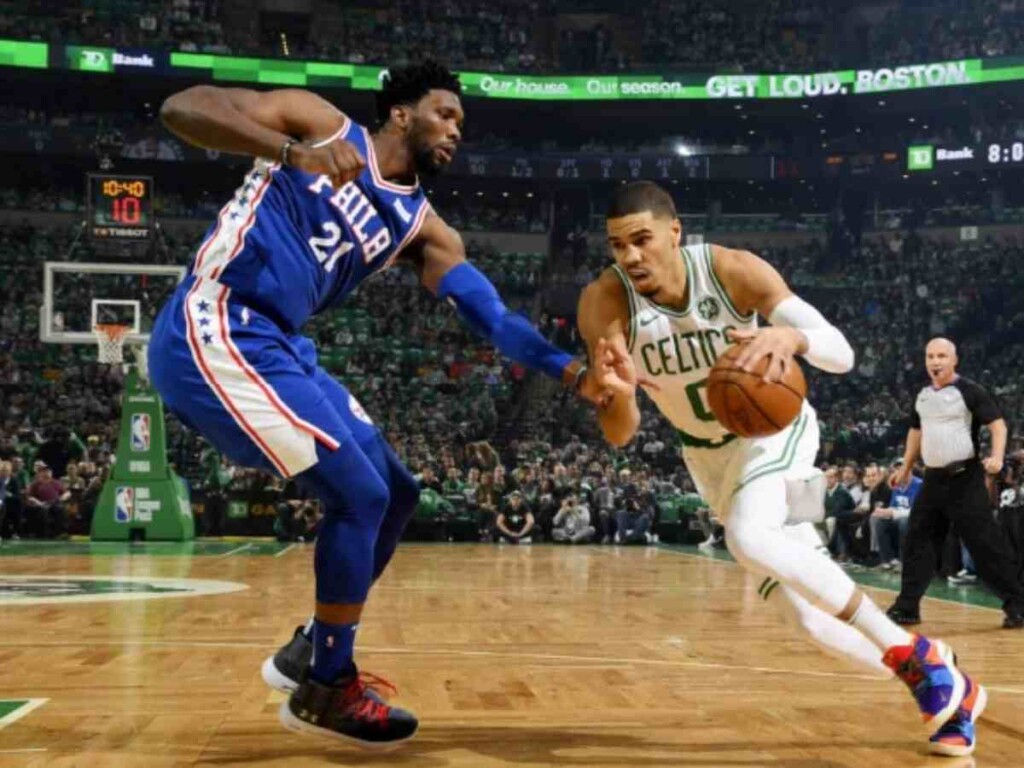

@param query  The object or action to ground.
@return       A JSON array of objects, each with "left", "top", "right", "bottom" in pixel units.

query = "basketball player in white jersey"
[{"left": 575, "top": 182, "right": 984, "bottom": 756}]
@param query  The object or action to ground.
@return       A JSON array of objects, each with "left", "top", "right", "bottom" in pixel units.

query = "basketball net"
[{"left": 94, "top": 323, "right": 130, "bottom": 365}]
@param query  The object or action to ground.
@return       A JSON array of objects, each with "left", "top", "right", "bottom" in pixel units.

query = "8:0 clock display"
[{"left": 987, "top": 142, "right": 1024, "bottom": 164}]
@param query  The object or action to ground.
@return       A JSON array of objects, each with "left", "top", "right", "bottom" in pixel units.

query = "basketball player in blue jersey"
[{"left": 149, "top": 62, "right": 606, "bottom": 747}]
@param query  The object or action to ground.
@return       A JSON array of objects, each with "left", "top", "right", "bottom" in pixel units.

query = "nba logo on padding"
[
  {"left": 131, "top": 413, "right": 151, "bottom": 452},
  {"left": 115, "top": 487, "right": 134, "bottom": 523}
]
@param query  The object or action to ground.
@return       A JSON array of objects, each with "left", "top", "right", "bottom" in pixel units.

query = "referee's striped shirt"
[{"left": 911, "top": 376, "right": 1002, "bottom": 468}]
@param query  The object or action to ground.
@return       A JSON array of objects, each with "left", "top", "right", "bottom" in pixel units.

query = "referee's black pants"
[{"left": 894, "top": 460, "right": 1024, "bottom": 617}]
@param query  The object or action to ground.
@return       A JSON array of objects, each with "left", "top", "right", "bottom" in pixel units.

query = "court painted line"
[
  {"left": 0, "top": 640, "right": 272, "bottom": 650},
  {"left": 0, "top": 748, "right": 48, "bottom": 754},
  {"left": 358, "top": 646, "right": 886, "bottom": 681},
  {"left": 273, "top": 543, "right": 297, "bottom": 558},
  {"left": 2, "top": 638, "right": 1020, "bottom": 695},
  {"left": 368, "top": 584, "right": 748, "bottom": 594},
  {"left": 659, "top": 546, "right": 1006, "bottom": 614},
  {"left": 216, "top": 543, "right": 254, "bottom": 558},
  {"left": 0, "top": 698, "right": 48, "bottom": 731}
]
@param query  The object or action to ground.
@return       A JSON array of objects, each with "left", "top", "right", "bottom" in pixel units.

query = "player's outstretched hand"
[
  {"left": 289, "top": 140, "right": 366, "bottom": 188},
  {"left": 728, "top": 327, "right": 804, "bottom": 383},
  {"left": 592, "top": 337, "right": 659, "bottom": 401}
]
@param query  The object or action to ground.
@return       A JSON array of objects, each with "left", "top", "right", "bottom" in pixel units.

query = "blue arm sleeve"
[{"left": 437, "top": 262, "right": 573, "bottom": 382}]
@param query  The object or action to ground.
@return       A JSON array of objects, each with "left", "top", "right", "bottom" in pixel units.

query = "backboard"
[{"left": 40, "top": 261, "right": 187, "bottom": 346}]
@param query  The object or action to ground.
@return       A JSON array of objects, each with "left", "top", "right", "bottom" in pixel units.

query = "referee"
[
  {"left": 888, "top": 339, "right": 1024, "bottom": 626},
  {"left": 886, "top": 338, "right": 1024, "bottom": 629}
]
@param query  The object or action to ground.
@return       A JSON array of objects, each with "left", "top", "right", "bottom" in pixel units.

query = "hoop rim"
[{"left": 94, "top": 323, "right": 132, "bottom": 340}]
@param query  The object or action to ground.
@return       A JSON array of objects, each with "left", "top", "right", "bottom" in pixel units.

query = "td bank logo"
[
  {"left": 0, "top": 575, "right": 247, "bottom": 605},
  {"left": 907, "top": 145, "right": 934, "bottom": 171},
  {"left": 78, "top": 48, "right": 112, "bottom": 72}
]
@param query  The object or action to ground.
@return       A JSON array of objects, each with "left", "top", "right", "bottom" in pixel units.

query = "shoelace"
[
  {"left": 342, "top": 671, "right": 398, "bottom": 726},
  {"left": 358, "top": 670, "right": 398, "bottom": 700}
]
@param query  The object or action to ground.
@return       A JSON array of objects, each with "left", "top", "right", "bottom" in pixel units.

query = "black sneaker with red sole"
[{"left": 279, "top": 667, "right": 418, "bottom": 749}]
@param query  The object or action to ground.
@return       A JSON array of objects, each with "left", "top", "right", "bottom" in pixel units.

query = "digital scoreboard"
[{"left": 87, "top": 174, "right": 154, "bottom": 240}]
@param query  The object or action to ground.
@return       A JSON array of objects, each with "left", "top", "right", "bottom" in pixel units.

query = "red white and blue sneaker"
[
  {"left": 929, "top": 674, "right": 987, "bottom": 757},
  {"left": 279, "top": 666, "right": 417, "bottom": 749},
  {"left": 883, "top": 634, "right": 965, "bottom": 727}
]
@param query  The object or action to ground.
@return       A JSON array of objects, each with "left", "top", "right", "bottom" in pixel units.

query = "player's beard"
[
  {"left": 408, "top": 122, "right": 448, "bottom": 177},
  {"left": 412, "top": 145, "right": 446, "bottom": 177}
]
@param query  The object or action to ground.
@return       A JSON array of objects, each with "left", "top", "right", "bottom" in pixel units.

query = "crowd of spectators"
[
  {"left": 393, "top": 434, "right": 700, "bottom": 547},
  {"left": 0, "top": 429, "right": 115, "bottom": 541},
  {"left": 2, "top": 185, "right": 1024, "bottom": 580},
  {"left": 6, "top": 0, "right": 1024, "bottom": 73},
  {"left": 0, "top": 180, "right": 550, "bottom": 235},
  {"left": 640, "top": 0, "right": 830, "bottom": 74},
  {"left": 5, "top": 100, "right": 1024, "bottom": 191},
  {"left": 811, "top": 453, "right": 1023, "bottom": 581},
  {"left": 0, "top": 215, "right": 541, "bottom": 538},
  {"left": 869, "top": 0, "right": 1024, "bottom": 65},
  {"left": 0, "top": 0, "right": 230, "bottom": 55}
]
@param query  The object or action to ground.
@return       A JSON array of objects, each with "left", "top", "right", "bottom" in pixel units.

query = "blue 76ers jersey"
[{"left": 189, "top": 117, "right": 431, "bottom": 332}]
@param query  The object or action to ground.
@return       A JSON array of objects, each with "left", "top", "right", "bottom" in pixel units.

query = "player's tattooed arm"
[
  {"left": 160, "top": 87, "right": 364, "bottom": 187},
  {"left": 577, "top": 273, "right": 642, "bottom": 448}
]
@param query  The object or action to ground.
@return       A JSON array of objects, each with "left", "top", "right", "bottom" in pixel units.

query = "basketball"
[{"left": 707, "top": 344, "right": 807, "bottom": 438}]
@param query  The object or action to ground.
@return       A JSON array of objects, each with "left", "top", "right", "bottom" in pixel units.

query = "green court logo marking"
[
  {"left": 0, "top": 699, "right": 48, "bottom": 730},
  {"left": 0, "top": 576, "right": 247, "bottom": 605}
]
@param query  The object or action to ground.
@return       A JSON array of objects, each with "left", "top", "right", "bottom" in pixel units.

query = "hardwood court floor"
[{"left": 1, "top": 541, "right": 1022, "bottom": 767}]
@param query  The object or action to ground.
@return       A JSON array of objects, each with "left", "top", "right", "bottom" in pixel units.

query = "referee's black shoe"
[
  {"left": 1003, "top": 612, "right": 1024, "bottom": 629},
  {"left": 886, "top": 605, "right": 922, "bottom": 626}
]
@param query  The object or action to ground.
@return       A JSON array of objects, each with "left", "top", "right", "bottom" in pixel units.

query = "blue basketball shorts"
[{"left": 149, "top": 275, "right": 378, "bottom": 478}]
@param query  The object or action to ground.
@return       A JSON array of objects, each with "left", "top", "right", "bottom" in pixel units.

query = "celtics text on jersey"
[{"left": 613, "top": 243, "right": 756, "bottom": 448}]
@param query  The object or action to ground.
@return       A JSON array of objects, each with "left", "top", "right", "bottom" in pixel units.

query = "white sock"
[
  {"left": 767, "top": 583, "right": 892, "bottom": 678},
  {"left": 850, "top": 597, "right": 913, "bottom": 652},
  {"left": 303, "top": 616, "right": 314, "bottom": 637}
]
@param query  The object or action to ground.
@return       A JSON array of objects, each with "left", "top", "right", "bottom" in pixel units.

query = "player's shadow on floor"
[{"left": 197, "top": 725, "right": 918, "bottom": 767}]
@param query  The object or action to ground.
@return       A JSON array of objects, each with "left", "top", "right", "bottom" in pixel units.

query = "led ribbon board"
[{"left": 3, "top": 39, "right": 1024, "bottom": 101}]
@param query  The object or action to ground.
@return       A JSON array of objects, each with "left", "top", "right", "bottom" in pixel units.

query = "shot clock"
[{"left": 87, "top": 174, "right": 154, "bottom": 240}]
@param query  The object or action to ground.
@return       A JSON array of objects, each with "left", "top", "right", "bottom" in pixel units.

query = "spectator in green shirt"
[{"left": 441, "top": 466, "right": 464, "bottom": 497}]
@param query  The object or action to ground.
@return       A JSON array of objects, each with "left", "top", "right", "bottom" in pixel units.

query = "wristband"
[
  {"left": 280, "top": 138, "right": 298, "bottom": 167},
  {"left": 572, "top": 363, "right": 589, "bottom": 393}
]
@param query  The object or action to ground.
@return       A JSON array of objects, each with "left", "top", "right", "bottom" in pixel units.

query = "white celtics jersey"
[{"left": 613, "top": 243, "right": 757, "bottom": 448}]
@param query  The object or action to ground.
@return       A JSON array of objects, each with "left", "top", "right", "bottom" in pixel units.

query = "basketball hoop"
[{"left": 94, "top": 323, "right": 130, "bottom": 364}]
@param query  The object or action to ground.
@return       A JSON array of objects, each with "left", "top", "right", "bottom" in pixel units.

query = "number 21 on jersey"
[{"left": 308, "top": 223, "right": 354, "bottom": 272}]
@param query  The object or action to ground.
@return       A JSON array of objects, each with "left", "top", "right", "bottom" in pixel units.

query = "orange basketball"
[{"left": 706, "top": 344, "right": 806, "bottom": 438}]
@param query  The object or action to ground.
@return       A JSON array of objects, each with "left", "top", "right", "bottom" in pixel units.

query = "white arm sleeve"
[{"left": 768, "top": 295, "right": 854, "bottom": 374}]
